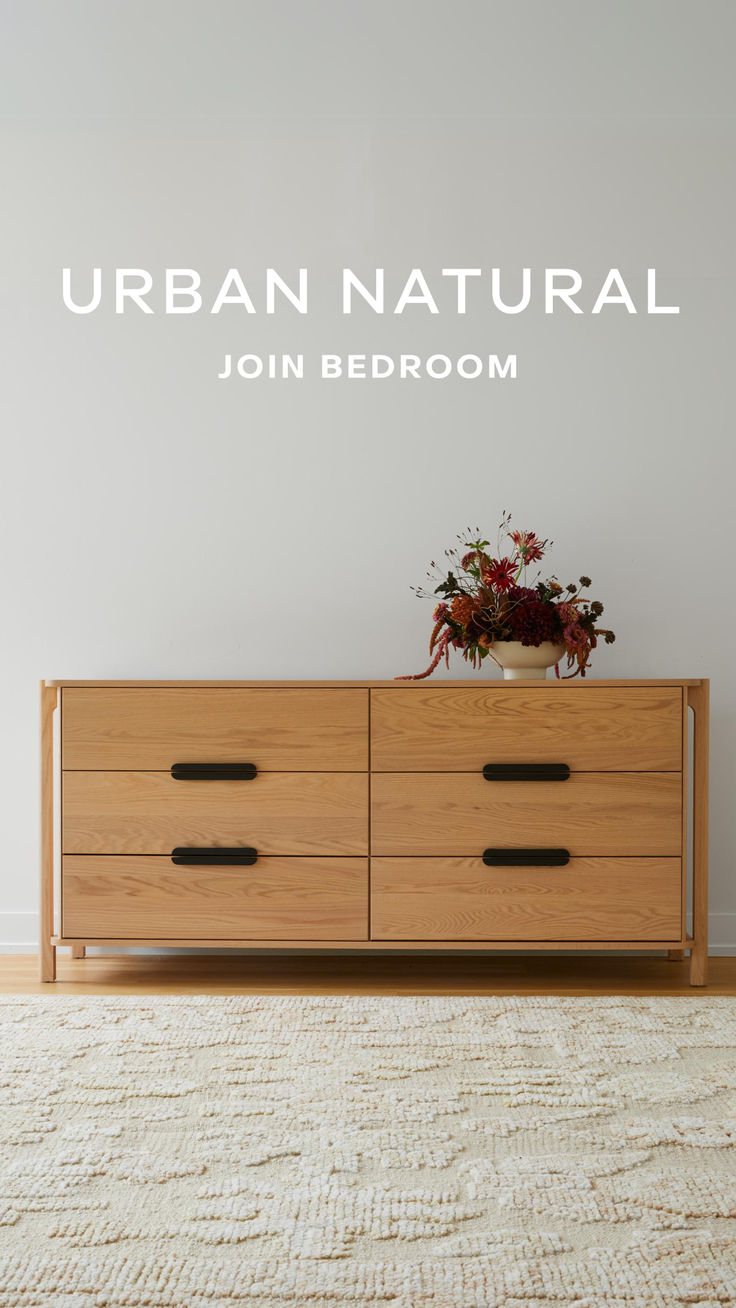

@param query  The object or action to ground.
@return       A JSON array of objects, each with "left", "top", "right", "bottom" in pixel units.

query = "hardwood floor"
[{"left": 2, "top": 952, "right": 735, "bottom": 995}]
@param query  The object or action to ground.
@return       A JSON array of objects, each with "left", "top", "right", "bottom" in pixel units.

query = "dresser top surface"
[{"left": 46, "top": 678, "right": 705, "bottom": 688}]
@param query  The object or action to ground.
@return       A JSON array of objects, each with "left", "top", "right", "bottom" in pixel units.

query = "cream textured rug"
[{"left": 1, "top": 995, "right": 736, "bottom": 1306}]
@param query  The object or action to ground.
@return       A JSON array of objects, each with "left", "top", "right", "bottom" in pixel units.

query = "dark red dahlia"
[{"left": 505, "top": 586, "right": 561, "bottom": 647}]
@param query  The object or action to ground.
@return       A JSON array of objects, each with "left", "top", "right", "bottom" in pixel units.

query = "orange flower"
[{"left": 451, "top": 595, "right": 476, "bottom": 625}]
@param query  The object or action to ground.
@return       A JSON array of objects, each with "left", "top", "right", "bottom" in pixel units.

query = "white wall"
[{"left": 1, "top": 1, "right": 735, "bottom": 949}]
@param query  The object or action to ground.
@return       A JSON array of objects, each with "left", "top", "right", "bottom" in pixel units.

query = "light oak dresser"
[{"left": 40, "top": 679, "right": 709, "bottom": 984}]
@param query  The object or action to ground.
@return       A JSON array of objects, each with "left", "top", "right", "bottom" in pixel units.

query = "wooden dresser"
[{"left": 40, "top": 679, "right": 709, "bottom": 984}]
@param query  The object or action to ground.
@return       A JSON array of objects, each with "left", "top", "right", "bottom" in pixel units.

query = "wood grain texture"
[
  {"left": 371, "top": 686, "right": 684, "bottom": 772},
  {"left": 3, "top": 952, "right": 728, "bottom": 995},
  {"left": 39, "top": 683, "right": 57, "bottom": 982},
  {"left": 47, "top": 679, "right": 704, "bottom": 688},
  {"left": 371, "top": 857, "right": 682, "bottom": 942},
  {"left": 63, "top": 771, "right": 368, "bottom": 856},
  {"left": 371, "top": 772, "right": 682, "bottom": 857},
  {"left": 52, "top": 936, "right": 690, "bottom": 951},
  {"left": 689, "top": 680, "right": 710, "bottom": 985},
  {"left": 41, "top": 678, "right": 707, "bottom": 986},
  {"left": 63, "top": 856, "right": 368, "bottom": 940},
  {"left": 62, "top": 687, "right": 368, "bottom": 771}
]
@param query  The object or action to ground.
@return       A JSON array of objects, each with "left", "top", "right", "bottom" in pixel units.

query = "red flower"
[
  {"left": 482, "top": 557, "right": 516, "bottom": 592},
  {"left": 432, "top": 602, "right": 449, "bottom": 621},
  {"left": 505, "top": 587, "right": 560, "bottom": 646},
  {"left": 510, "top": 529, "right": 546, "bottom": 564},
  {"left": 563, "top": 623, "right": 589, "bottom": 652},
  {"left": 555, "top": 601, "right": 578, "bottom": 627}
]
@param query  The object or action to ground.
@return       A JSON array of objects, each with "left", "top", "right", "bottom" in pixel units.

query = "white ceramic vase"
[{"left": 490, "top": 640, "right": 566, "bottom": 680}]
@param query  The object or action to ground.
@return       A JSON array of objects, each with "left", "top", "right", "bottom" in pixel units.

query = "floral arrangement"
[{"left": 400, "top": 512, "right": 615, "bottom": 680}]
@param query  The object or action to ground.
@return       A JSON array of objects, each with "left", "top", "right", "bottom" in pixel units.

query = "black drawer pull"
[
  {"left": 483, "top": 848, "right": 570, "bottom": 867},
  {"left": 171, "top": 763, "right": 257, "bottom": 780},
  {"left": 171, "top": 847, "right": 258, "bottom": 866},
  {"left": 483, "top": 763, "right": 570, "bottom": 782}
]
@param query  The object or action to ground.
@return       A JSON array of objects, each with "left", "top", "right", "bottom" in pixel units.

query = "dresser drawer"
[
  {"left": 62, "top": 688, "right": 368, "bottom": 771},
  {"left": 63, "top": 771, "right": 368, "bottom": 855},
  {"left": 63, "top": 856, "right": 368, "bottom": 939},
  {"left": 371, "top": 686, "right": 683, "bottom": 771},
  {"left": 371, "top": 857, "right": 682, "bottom": 941},
  {"left": 371, "top": 772, "right": 681, "bottom": 856}
]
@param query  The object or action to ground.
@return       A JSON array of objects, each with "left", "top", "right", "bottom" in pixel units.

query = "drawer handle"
[
  {"left": 482, "top": 848, "right": 570, "bottom": 867},
  {"left": 171, "top": 763, "right": 258, "bottom": 780},
  {"left": 171, "top": 846, "right": 258, "bottom": 866},
  {"left": 483, "top": 763, "right": 570, "bottom": 782}
]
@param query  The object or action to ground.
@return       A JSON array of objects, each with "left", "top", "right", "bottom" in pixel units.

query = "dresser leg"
[
  {"left": 71, "top": 945, "right": 86, "bottom": 960},
  {"left": 690, "top": 943, "right": 708, "bottom": 986},
  {"left": 40, "top": 940, "right": 56, "bottom": 982},
  {"left": 668, "top": 949, "right": 685, "bottom": 961},
  {"left": 688, "top": 681, "right": 709, "bottom": 988},
  {"left": 40, "top": 682, "right": 57, "bottom": 983}
]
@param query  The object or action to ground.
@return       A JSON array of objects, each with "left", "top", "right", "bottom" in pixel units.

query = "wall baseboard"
[
  {"left": 3, "top": 911, "right": 736, "bottom": 956},
  {"left": 0, "top": 913, "right": 39, "bottom": 952}
]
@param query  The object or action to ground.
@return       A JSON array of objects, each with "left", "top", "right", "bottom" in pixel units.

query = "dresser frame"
[{"left": 40, "top": 679, "right": 710, "bottom": 985}]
